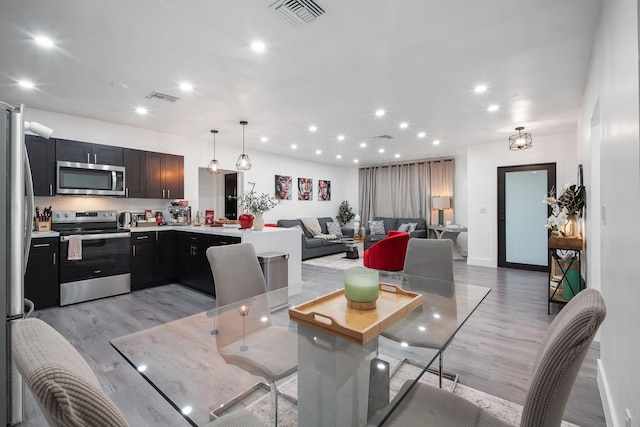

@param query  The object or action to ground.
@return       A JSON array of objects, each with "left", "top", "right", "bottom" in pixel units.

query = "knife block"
[{"left": 35, "top": 218, "right": 51, "bottom": 231}]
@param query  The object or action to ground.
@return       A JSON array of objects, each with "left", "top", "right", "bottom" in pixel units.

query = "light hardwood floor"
[{"left": 21, "top": 261, "right": 605, "bottom": 426}]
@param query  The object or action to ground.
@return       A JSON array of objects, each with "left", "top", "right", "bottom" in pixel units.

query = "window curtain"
[{"left": 358, "top": 159, "right": 454, "bottom": 225}]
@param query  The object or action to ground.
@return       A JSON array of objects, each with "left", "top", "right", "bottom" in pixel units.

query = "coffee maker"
[{"left": 168, "top": 205, "right": 191, "bottom": 225}]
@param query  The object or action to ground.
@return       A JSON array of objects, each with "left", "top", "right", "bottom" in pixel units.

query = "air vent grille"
[
  {"left": 145, "top": 91, "right": 179, "bottom": 103},
  {"left": 270, "top": 0, "right": 326, "bottom": 27},
  {"left": 373, "top": 135, "right": 394, "bottom": 140}
]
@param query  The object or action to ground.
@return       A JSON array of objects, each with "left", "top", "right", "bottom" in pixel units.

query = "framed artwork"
[
  {"left": 318, "top": 179, "right": 331, "bottom": 201},
  {"left": 275, "top": 175, "right": 292, "bottom": 200},
  {"left": 298, "top": 177, "right": 313, "bottom": 200}
]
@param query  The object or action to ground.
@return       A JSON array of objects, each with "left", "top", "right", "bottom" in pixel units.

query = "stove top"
[{"left": 52, "top": 210, "right": 119, "bottom": 234}]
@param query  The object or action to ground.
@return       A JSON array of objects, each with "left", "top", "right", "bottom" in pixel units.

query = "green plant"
[
  {"left": 543, "top": 184, "right": 586, "bottom": 234},
  {"left": 336, "top": 200, "right": 355, "bottom": 226},
  {"left": 228, "top": 182, "right": 281, "bottom": 215}
]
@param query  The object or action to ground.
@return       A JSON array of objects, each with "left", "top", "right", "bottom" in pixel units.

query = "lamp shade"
[{"left": 432, "top": 197, "right": 451, "bottom": 210}]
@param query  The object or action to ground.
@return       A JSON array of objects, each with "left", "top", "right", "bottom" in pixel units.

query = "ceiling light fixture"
[
  {"left": 360, "top": 142, "right": 367, "bottom": 148},
  {"left": 488, "top": 104, "right": 499, "bottom": 112},
  {"left": 417, "top": 132, "right": 426, "bottom": 138},
  {"left": 509, "top": 126, "right": 533, "bottom": 150},
  {"left": 337, "top": 135, "right": 345, "bottom": 141},
  {"left": 18, "top": 80, "right": 34, "bottom": 89},
  {"left": 375, "top": 109, "right": 385, "bottom": 117},
  {"left": 34, "top": 35, "right": 54, "bottom": 48},
  {"left": 260, "top": 136, "right": 268, "bottom": 142},
  {"left": 315, "top": 150, "right": 321, "bottom": 155},
  {"left": 336, "top": 154, "right": 342, "bottom": 159},
  {"left": 399, "top": 122, "right": 408, "bottom": 129},
  {"left": 207, "top": 130, "right": 222, "bottom": 174},
  {"left": 394, "top": 154, "right": 400, "bottom": 158},
  {"left": 474, "top": 84, "right": 488, "bottom": 93},
  {"left": 353, "top": 159, "right": 359, "bottom": 163},
  {"left": 179, "top": 82, "right": 193, "bottom": 92},
  {"left": 378, "top": 148, "right": 385, "bottom": 153},
  {"left": 291, "top": 144, "right": 297, "bottom": 149},
  {"left": 135, "top": 107, "right": 148, "bottom": 115},
  {"left": 433, "top": 140, "right": 441, "bottom": 145},
  {"left": 309, "top": 125, "right": 317, "bottom": 132},
  {"left": 251, "top": 41, "right": 266, "bottom": 53},
  {"left": 236, "top": 120, "right": 252, "bottom": 170}
]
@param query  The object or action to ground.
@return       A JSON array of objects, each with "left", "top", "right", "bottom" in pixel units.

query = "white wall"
[
  {"left": 578, "top": 0, "right": 640, "bottom": 424},
  {"left": 466, "top": 133, "right": 578, "bottom": 267},
  {"left": 25, "top": 108, "right": 359, "bottom": 223},
  {"left": 453, "top": 155, "right": 468, "bottom": 225}
]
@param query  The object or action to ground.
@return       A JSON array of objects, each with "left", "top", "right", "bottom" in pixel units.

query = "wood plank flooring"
[{"left": 21, "top": 261, "right": 604, "bottom": 426}]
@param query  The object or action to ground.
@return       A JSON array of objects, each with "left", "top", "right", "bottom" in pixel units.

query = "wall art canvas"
[
  {"left": 275, "top": 175, "right": 292, "bottom": 200},
  {"left": 298, "top": 177, "right": 313, "bottom": 200},
  {"left": 318, "top": 179, "right": 331, "bottom": 201}
]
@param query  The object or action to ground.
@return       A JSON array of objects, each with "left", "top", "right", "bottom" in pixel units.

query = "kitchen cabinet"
[
  {"left": 123, "top": 148, "right": 146, "bottom": 198},
  {"left": 130, "top": 232, "right": 155, "bottom": 290},
  {"left": 176, "top": 232, "right": 214, "bottom": 295},
  {"left": 25, "top": 134, "right": 57, "bottom": 196},
  {"left": 154, "top": 230, "right": 174, "bottom": 284},
  {"left": 56, "top": 139, "right": 124, "bottom": 166},
  {"left": 24, "top": 237, "right": 59, "bottom": 309},
  {"left": 145, "top": 151, "right": 184, "bottom": 199}
]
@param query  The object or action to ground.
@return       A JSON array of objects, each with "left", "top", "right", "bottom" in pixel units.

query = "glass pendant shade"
[
  {"left": 208, "top": 129, "right": 222, "bottom": 174},
  {"left": 236, "top": 120, "right": 252, "bottom": 171},
  {"left": 509, "top": 126, "right": 533, "bottom": 150}
]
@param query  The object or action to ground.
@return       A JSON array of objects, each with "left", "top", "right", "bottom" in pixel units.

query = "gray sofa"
[
  {"left": 277, "top": 217, "right": 347, "bottom": 260},
  {"left": 363, "top": 217, "right": 428, "bottom": 249}
]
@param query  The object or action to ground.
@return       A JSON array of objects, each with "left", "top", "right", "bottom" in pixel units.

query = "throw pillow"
[
  {"left": 326, "top": 222, "right": 343, "bottom": 236},
  {"left": 408, "top": 222, "right": 418, "bottom": 232},
  {"left": 397, "top": 223, "right": 410, "bottom": 232},
  {"left": 368, "top": 220, "right": 386, "bottom": 235}
]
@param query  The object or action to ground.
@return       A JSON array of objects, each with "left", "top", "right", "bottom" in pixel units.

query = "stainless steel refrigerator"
[{"left": 1, "top": 101, "right": 52, "bottom": 426}]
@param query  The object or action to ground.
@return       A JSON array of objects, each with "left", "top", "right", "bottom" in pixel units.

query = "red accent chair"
[{"left": 363, "top": 231, "right": 410, "bottom": 271}]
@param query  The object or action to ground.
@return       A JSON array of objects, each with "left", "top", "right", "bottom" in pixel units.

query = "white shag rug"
[
  {"left": 302, "top": 252, "right": 364, "bottom": 270},
  {"left": 243, "top": 356, "right": 578, "bottom": 427}
]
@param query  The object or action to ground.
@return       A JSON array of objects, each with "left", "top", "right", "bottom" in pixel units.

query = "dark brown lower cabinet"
[{"left": 25, "top": 237, "right": 59, "bottom": 309}]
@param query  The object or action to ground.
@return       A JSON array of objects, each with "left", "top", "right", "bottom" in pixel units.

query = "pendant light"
[
  {"left": 207, "top": 130, "right": 222, "bottom": 174},
  {"left": 508, "top": 126, "right": 533, "bottom": 150},
  {"left": 236, "top": 120, "right": 252, "bottom": 171}
]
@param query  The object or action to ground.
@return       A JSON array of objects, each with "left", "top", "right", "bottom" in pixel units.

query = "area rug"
[
  {"left": 302, "top": 252, "right": 363, "bottom": 270},
  {"left": 244, "top": 356, "right": 578, "bottom": 426}
]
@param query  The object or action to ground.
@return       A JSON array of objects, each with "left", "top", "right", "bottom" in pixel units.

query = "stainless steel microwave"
[{"left": 56, "top": 161, "right": 126, "bottom": 196}]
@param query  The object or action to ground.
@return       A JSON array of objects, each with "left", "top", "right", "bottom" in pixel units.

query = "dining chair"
[
  {"left": 381, "top": 238, "right": 457, "bottom": 388},
  {"left": 378, "top": 288, "right": 606, "bottom": 427},
  {"left": 11, "top": 317, "right": 263, "bottom": 427},
  {"left": 206, "top": 243, "right": 297, "bottom": 426}
]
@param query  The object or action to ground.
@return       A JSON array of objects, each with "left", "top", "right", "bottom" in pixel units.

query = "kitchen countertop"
[
  {"left": 32, "top": 230, "right": 60, "bottom": 238},
  {"left": 129, "top": 224, "right": 298, "bottom": 236}
]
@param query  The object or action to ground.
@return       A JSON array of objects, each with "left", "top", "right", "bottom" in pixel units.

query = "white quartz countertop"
[
  {"left": 32, "top": 230, "right": 60, "bottom": 238},
  {"left": 130, "top": 225, "right": 298, "bottom": 236}
]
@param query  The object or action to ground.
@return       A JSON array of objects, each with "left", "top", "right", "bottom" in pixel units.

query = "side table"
[{"left": 548, "top": 237, "right": 584, "bottom": 314}]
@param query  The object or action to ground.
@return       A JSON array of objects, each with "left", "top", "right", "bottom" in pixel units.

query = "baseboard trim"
[
  {"left": 466, "top": 257, "right": 495, "bottom": 268},
  {"left": 597, "top": 358, "right": 619, "bottom": 427}
]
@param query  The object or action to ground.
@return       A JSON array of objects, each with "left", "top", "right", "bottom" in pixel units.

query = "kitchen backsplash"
[{"left": 34, "top": 195, "right": 184, "bottom": 220}]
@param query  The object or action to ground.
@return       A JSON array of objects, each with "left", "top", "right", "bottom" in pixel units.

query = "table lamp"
[{"left": 432, "top": 197, "right": 451, "bottom": 226}]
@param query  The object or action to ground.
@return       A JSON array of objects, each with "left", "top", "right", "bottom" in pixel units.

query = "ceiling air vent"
[
  {"left": 270, "top": 0, "right": 327, "bottom": 28},
  {"left": 145, "top": 91, "right": 179, "bottom": 103},
  {"left": 373, "top": 135, "right": 394, "bottom": 140}
]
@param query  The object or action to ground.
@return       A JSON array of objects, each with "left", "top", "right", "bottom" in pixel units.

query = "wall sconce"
[
  {"left": 207, "top": 130, "right": 222, "bottom": 174},
  {"left": 236, "top": 120, "right": 252, "bottom": 171},
  {"left": 509, "top": 126, "right": 533, "bottom": 150},
  {"left": 432, "top": 197, "right": 451, "bottom": 226}
]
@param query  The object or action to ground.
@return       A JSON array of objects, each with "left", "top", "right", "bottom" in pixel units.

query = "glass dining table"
[{"left": 110, "top": 269, "right": 490, "bottom": 427}]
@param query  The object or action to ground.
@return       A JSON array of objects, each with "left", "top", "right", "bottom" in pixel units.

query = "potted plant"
[
  {"left": 336, "top": 200, "right": 355, "bottom": 226},
  {"left": 229, "top": 182, "right": 281, "bottom": 230},
  {"left": 543, "top": 184, "right": 586, "bottom": 238}
]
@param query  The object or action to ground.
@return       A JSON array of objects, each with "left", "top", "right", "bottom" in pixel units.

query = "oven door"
[{"left": 59, "top": 232, "right": 131, "bottom": 283}]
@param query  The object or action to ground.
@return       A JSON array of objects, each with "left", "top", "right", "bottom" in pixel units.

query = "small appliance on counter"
[
  {"left": 168, "top": 205, "right": 191, "bottom": 225},
  {"left": 118, "top": 211, "right": 133, "bottom": 229}
]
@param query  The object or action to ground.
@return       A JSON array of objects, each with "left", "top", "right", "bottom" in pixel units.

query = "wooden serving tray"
[{"left": 289, "top": 284, "right": 423, "bottom": 345}]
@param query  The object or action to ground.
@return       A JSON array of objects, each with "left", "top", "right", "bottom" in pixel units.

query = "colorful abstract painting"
[
  {"left": 298, "top": 177, "right": 313, "bottom": 200},
  {"left": 275, "top": 175, "right": 292, "bottom": 200},
  {"left": 318, "top": 179, "right": 331, "bottom": 201}
]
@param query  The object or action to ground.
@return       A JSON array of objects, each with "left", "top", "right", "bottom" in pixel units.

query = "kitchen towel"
[{"left": 67, "top": 235, "right": 82, "bottom": 261}]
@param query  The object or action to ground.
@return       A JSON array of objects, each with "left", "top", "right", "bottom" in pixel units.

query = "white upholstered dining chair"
[{"left": 378, "top": 288, "right": 606, "bottom": 427}]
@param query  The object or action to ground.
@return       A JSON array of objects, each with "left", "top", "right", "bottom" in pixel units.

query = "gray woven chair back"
[
  {"left": 206, "top": 243, "right": 268, "bottom": 306},
  {"left": 521, "top": 288, "right": 606, "bottom": 427},
  {"left": 11, "top": 318, "right": 129, "bottom": 427},
  {"left": 403, "top": 238, "right": 454, "bottom": 282}
]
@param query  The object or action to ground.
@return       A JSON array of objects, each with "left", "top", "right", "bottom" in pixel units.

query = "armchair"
[{"left": 363, "top": 230, "right": 410, "bottom": 271}]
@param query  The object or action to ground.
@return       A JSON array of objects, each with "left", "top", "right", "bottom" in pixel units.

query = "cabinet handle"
[
  {"left": 49, "top": 184, "right": 53, "bottom": 196},
  {"left": 87, "top": 153, "right": 90, "bottom": 163},
  {"left": 52, "top": 253, "right": 56, "bottom": 266},
  {"left": 94, "top": 154, "right": 97, "bottom": 164},
  {"left": 168, "top": 190, "right": 170, "bottom": 199},
  {"left": 162, "top": 189, "right": 165, "bottom": 199},
  {"left": 33, "top": 243, "right": 50, "bottom": 248},
  {"left": 133, "top": 246, "right": 136, "bottom": 256},
  {"left": 126, "top": 188, "right": 129, "bottom": 198},
  {"left": 136, "top": 235, "right": 149, "bottom": 240}
]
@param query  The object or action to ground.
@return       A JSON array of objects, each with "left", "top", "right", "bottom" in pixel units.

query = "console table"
[{"left": 548, "top": 237, "right": 584, "bottom": 314}]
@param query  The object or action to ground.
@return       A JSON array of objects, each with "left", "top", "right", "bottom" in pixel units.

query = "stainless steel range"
[{"left": 52, "top": 210, "right": 131, "bottom": 306}]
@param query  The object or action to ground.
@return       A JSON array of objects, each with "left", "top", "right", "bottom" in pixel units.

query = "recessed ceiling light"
[
  {"left": 110, "top": 82, "right": 128, "bottom": 90},
  {"left": 353, "top": 159, "right": 359, "bottom": 163},
  {"left": 336, "top": 154, "right": 342, "bottom": 159},
  {"left": 291, "top": 144, "right": 297, "bottom": 149},
  {"left": 179, "top": 82, "right": 193, "bottom": 92},
  {"left": 474, "top": 84, "right": 488, "bottom": 93},
  {"left": 394, "top": 154, "right": 400, "bottom": 158},
  {"left": 399, "top": 122, "right": 408, "bottom": 129},
  {"left": 135, "top": 107, "right": 148, "bottom": 115},
  {"left": 337, "top": 135, "right": 345, "bottom": 141},
  {"left": 488, "top": 104, "right": 499, "bottom": 112},
  {"left": 375, "top": 109, "right": 385, "bottom": 117},
  {"left": 378, "top": 148, "right": 385, "bottom": 153},
  {"left": 260, "top": 137, "right": 268, "bottom": 142},
  {"left": 309, "top": 125, "right": 317, "bottom": 132},
  {"left": 34, "top": 35, "right": 54, "bottom": 48},
  {"left": 251, "top": 41, "right": 266, "bottom": 53},
  {"left": 360, "top": 142, "right": 367, "bottom": 148},
  {"left": 417, "top": 132, "right": 426, "bottom": 138},
  {"left": 315, "top": 150, "right": 322, "bottom": 155},
  {"left": 433, "top": 140, "right": 441, "bottom": 145},
  {"left": 18, "top": 80, "right": 35, "bottom": 89}
]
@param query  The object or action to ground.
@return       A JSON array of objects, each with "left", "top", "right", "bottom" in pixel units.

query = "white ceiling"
[{"left": 0, "top": 0, "right": 602, "bottom": 166}]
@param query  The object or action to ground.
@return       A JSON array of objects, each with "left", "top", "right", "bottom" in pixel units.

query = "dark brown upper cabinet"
[{"left": 56, "top": 139, "right": 123, "bottom": 166}]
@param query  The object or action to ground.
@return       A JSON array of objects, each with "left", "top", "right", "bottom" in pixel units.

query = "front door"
[{"left": 498, "top": 163, "right": 556, "bottom": 271}]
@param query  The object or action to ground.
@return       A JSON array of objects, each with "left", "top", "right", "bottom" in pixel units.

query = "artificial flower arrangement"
[{"left": 543, "top": 184, "right": 586, "bottom": 237}]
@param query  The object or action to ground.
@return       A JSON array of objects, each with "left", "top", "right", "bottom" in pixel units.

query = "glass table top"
[{"left": 110, "top": 269, "right": 490, "bottom": 426}]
